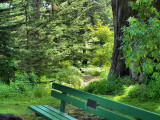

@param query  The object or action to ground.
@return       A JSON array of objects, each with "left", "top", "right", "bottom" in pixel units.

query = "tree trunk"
[
  {"left": 154, "top": 0, "right": 160, "bottom": 11},
  {"left": 31, "top": 0, "right": 41, "bottom": 19},
  {"left": 110, "top": 0, "right": 160, "bottom": 77},
  {"left": 109, "top": 0, "right": 137, "bottom": 76}
]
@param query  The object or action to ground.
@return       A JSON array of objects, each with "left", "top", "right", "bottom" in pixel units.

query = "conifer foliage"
[{"left": 0, "top": 0, "right": 112, "bottom": 84}]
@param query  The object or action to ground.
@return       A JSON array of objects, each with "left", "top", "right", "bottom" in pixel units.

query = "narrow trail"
[
  {"left": 83, "top": 74, "right": 100, "bottom": 86},
  {"left": 71, "top": 74, "right": 105, "bottom": 120}
]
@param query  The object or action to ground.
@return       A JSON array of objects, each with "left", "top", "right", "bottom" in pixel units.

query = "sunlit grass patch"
[
  {"left": 0, "top": 96, "right": 60, "bottom": 120},
  {"left": 82, "top": 67, "right": 103, "bottom": 76},
  {"left": 82, "top": 66, "right": 110, "bottom": 77},
  {"left": 99, "top": 94, "right": 160, "bottom": 114}
]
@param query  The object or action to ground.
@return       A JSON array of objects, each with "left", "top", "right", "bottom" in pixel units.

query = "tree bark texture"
[
  {"left": 109, "top": 0, "right": 137, "bottom": 76},
  {"left": 110, "top": 0, "right": 160, "bottom": 77},
  {"left": 31, "top": 0, "right": 41, "bottom": 19},
  {"left": 154, "top": 0, "right": 160, "bottom": 11}
]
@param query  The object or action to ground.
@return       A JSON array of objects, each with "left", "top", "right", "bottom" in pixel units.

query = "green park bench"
[{"left": 28, "top": 83, "right": 160, "bottom": 120}]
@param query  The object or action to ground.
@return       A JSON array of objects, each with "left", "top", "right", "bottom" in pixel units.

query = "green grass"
[
  {"left": 82, "top": 66, "right": 110, "bottom": 77},
  {"left": 0, "top": 96, "right": 60, "bottom": 120},
  {"left": 1, "top": 94, "right": 160, "bottom": 120},
  {"left": 99, "top": 95, "right": 160, "bottom": 114}
]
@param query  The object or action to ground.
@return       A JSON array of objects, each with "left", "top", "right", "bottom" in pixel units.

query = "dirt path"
[{"left": 83, "top": 74, "right": 100, "bottom": 86}]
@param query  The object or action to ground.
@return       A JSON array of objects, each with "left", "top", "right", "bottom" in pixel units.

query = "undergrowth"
[
  {"left": 83, "top": 73, "right": 160, "bottom": 102},
  {"left": 83, "top": 74, "right": 125, "bottom": 95},
  {"left": 0, "top": 82, "right": 51, "bottom": 98},
  {"left": 54, "top": 66, "right": 84, "bottom": 88}
]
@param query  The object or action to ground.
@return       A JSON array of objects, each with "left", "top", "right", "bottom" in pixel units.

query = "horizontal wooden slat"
[
  {"left": 52, "top": 83, "right": 160, "bottom": 120},
  {"left": 37, "top": 105, "right": 70, "bottom": 120},
  {"left": 28, "top": 105, "right": 60, "bottom": 120},
  {"left": 29, "top": 105, "right": 77, "bottom": 120},
  {"left": 43, "top": 105, "right": 77, "bottom": 120},
  {"left": 51, "top": 90, "right": 132, "bottom": 120}
]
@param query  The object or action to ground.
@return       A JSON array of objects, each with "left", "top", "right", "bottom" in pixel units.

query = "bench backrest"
[{"left": 52, "top": 83, "right": 160, "bottom": 120}]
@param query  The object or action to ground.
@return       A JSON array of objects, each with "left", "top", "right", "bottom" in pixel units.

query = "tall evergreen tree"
[{"left": 0, "top": 1, "right": 24, "bottom": 83}]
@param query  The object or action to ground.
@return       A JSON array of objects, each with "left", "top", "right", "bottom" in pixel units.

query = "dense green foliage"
[
  {"left": 0, "top": 0, "right": 113, "bottom": 86},
  {"left": 119, "top": 0, "right": 160, "bottom": 101},
  {"left": 125, "top": 81, "right": 160, "bottom": 101},
  {"left": 83, "top": 74, "right": 125, "bottom": 95},
  {"left": 89, "top": 22, "right": 114, "bottom": 67},
  {"left": 55, "top": 66, "right": 83, "bottom": 87},
  {"left": 82, "top": 72, "right": 134, "bottom": 95},
  {"left": 121, "top": 0, "right": 160, "bottom": 82},
  {"left": 0, "top": 81, "right": 50, "bottom": 98},
  {"left": 83, "top": 0, "right": 160, "bottom": 102},
  {"left": 1, "top": 1, "right": 160, "bottom": 119},
  {"left": 0, "top": 58, "right": 18, "bottom": 84},
  {"left": 0, "top": 0, "right": 160, "bottom": 107}
]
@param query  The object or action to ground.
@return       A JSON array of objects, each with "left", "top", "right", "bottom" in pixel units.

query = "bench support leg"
[
  {"left": 35, "top": 113, "right": 40, "bottom": 117},
  {"left": 60, "top": 100, "right": 66, "bottom": 112},
  {"left": 60, "top": 92, "right": 67, "bottom": 112}
]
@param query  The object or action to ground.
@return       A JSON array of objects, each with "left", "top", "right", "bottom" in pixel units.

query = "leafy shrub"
[
  {"left": 99, "top": 67, "right": 110, "bottom": 78},
  {"left": 106, "top": 74, "right": 124, "bottom": 95},
  {"left": 0, "top": 73, "right": 37, "bottom": 98},
  {"left": 10, "top": 81, "right": 31, "bottom": 94},
  {"left": 119, "top": 0, "right": 160, "bottom": 102},
  {"left": 55, "top": 66, "right": 83, "bottom": 88},
  {"left": 121, "top": 0, "right": 160, "bottom": 81},
  {"left": 143, "top": 80, "right": 160, "bottom": 101},
  {"left": 92, "top": 43, "right": 113, "bottom": 67},
  {"left": 124, "top": 80, "right": 160, "bottom": 101},
  {"left": 125, "top": 84, "right": 146, "bottom": 98},
  {"left": 0, "top": 83, "right": 12, "bottom": 98},
  {"left": 0, "top": 58, "right": 18, "bottom": 84},
  {"left": 0, "top": 81, "right": 32, "bottom": 98},
  {"left": 13, "top": 72, "right": 37, "bottom": 85},
  {"left": 90, "top": 22, "right": 114, "bottom": 67},
  {"left": 0, "top": 81, "right": 51, "bottom": 98},
  {"left": 82, "top": 67, "right": 103, "bottom": 76},
  {"left": 39, "top": 75, "right": 49, "bottom": 82},
  {"left": 33, "top": 84, "right": 50, "bottom": 98},
  {"left": 83, "top": 74, "right": 124, "bottom": 95}
]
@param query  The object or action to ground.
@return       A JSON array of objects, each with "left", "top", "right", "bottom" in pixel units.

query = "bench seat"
[{"left": 28, "top": 105, "right": 77, "bottom": 120}]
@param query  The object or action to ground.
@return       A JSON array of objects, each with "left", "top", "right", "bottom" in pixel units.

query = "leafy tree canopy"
[{"left": 121, "top": 0, "right": 160, "bottom": 82}]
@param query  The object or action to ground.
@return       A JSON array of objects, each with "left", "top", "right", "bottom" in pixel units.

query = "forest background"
[{"left": 0, "top": 0, "right": 160, "bottom": 119}]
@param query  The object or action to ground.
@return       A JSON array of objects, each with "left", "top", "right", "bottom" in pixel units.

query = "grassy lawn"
[
  {"left": 1, "top": 95, "right": 160, "bottom": 119},
  {"left": 100, "top": 95, "right": 160, "bottom": 114},
  {"left": 0, "top": 96, "right": 60, "bottom": 120}
]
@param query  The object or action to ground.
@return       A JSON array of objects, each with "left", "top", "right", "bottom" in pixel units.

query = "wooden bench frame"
[{"left": 29, "top": 83, "right": 160, "bottom": 120}]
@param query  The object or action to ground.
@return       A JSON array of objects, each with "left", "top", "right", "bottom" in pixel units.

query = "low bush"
[
  {"left": 0, "top": 81, "right": 50, "bottom": 98},
  {"left": 143, "top": 80, "right": 160, "bottom": 101},
  {"left": 10, "top": 81, "right": 31, "bottom": 95},
  {"left": 99, "top": 67, "right": 110, "bottom": 78},
  {"left": 124, "top": 84, "right": 146, "bottom": 99},
  {"left": 0, "top": 81, "right": 32, "bottom": 98},
  {"left": 0, "top": 83, "right": 11, "bottom": 98},
  {"left": 124, "top": 80, "right": 160, "bottom": 102},
  {"left": 13, "top": 72, "right": 37, "bottom": 85},
  {"left": 138, "top": 80, "right": 160, "bottom": 101},
  {"left": 83, "top": 74, "right": 124, "bottom": 95},
  {"left": 33, "top": 84, "right": 51, "bottom": 98},
  {"left": 82, "top": 67, "right": 103, "bottom": 76},
  {"left": 0, "top": 58, "right": 18, "bottom": 84},
  {"left": 55, "top": 66, "right": 83, "bottom": 88}
]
